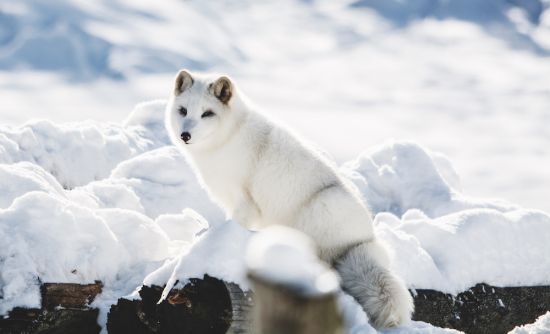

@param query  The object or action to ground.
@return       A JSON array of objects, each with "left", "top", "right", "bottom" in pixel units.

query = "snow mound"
[
  {"left": 1, "top": 102, "right": 549, "bottom": 332},
  {"left": 0, "top": 101, "right": 168, "bottom": 188},
  {"left": 99, "top": 145, "right": 224, "bottom": 221},
  {"left": 343, "top": 142, "right": 550, "bottom": 293},
  {"left": 145, "top": 220, "right": 251, "bottom": 302},
  {"left": 509, "top": 312, "right": 550, "bottom": 334},
  {"left": 342, "top": 141, "right": 518, "bottom": 218},
  {"left": 0, "top": 191, "right": 168, "bottom": 314},
  {"left": 378, "top": 208, "right": 550, "bottom": 293}
]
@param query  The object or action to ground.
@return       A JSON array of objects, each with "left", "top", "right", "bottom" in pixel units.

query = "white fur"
[{"left": 165, "top": 70, "right": 414, "bottom": 328}]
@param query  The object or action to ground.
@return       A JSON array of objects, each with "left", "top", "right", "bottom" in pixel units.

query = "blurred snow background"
[{"left": 1, "top": 0, "right": 549, "bottom": 212}]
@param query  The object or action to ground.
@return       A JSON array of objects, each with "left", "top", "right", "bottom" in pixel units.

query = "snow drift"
[{"left": 1, "top": 101, "right": 549, "bottom": 333}]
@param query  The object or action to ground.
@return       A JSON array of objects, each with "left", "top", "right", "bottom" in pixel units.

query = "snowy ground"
[
  {"left": 1, "top": 0, "right": 550, "bottom": 333},
  {"left": 1, "top": 101, "right": 549, "bottom": 333}
]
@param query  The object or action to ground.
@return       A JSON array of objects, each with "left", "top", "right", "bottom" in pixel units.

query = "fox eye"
[
  {"left": 201, "top": 110, "right": 215, "bottom": 118},
  {"left": 178, "top": 106, "right": 187, "bottom": 116}
]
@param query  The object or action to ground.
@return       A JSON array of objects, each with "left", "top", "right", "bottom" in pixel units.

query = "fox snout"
[{"left": 181, "top": 132, "right": 191, "bottom": 143}]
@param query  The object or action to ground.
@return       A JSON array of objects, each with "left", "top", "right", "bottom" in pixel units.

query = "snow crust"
[{"left": 1, "top": 101, "right": 549, "bottom": 333}]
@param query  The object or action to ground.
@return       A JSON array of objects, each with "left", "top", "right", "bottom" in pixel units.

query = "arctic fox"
[{"left": 165, "top": 70, "right": 414, "bottom": 328}]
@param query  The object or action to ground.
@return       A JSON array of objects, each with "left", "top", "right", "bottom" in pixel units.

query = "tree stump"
[
  {"left": 247, "top": 273, "right": 344, "bottom": 334},
  {"left": 245, "top": 226, "right": 345, "bottom": 334}
]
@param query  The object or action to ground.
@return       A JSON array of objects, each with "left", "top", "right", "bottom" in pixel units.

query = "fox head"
[{"left": 165, "top": 69, "right": 238, "bottom": 150}]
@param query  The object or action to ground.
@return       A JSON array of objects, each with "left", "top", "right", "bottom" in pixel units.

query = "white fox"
[{"left": 165, "top": 70, "right": 413, "bottom": 328}]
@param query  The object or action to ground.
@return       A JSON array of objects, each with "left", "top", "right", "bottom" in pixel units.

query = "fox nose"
[{"left": 181, "top": 132, "right": 191, "bottom": 143}]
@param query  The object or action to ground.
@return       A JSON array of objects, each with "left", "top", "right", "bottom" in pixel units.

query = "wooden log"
[
  {"left": 1, "top": 280, "right": 550, "bottom": 333},
  {"left": 0, "top": 307, "right": 43, "bottom": 334},
  {"left": 0, "top": 282, "right": 102, "bottom": 334},
  {"left": 107, "top": 275, "right": 252, "bottom": 334},
  {"left": 41, "top": 281, "right": 103, "bottom": 310},
  {"left": 412, "top": 283, "right": 550, "bottom": 334}
]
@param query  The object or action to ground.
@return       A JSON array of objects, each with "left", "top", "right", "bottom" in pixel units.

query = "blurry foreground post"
[{"left": 246, "top": 226, "right": 344, "bottom": 334}]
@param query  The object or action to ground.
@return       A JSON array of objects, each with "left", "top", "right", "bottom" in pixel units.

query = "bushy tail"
[{"left": 335, "top": 239, "right": 414, "bottom": 329}]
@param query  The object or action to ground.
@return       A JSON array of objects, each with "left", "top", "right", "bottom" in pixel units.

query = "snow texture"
[{"left": 1, "top": 101, "right": 548, "bottom": 333}]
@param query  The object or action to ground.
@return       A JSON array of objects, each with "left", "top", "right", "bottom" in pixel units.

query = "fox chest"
[{"left": 193, "top": 151, "right": 251, "bottom": 211}]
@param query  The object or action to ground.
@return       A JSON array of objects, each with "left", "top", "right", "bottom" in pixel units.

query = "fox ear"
[
  {"left": 174, "top": 70, "right": 193, "bottom": 95},
  {"left": 209, "top": 76, "right": 232, "bottom": 104}
]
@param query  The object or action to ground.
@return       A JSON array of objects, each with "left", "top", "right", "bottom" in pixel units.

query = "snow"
[
  {"left": 341, "top": 141, "right": 550, "bottom": 293},
  {"left": 144, "top": 220, "right": 252, "bottom": 302},
  {"left": 0, "top": 117, "right": 164, "bottom": 189},
  {"left": 1, "top": 101, "right": 549, "bottom": 332},
  {"left": 341, "top": 142, "right": 517, "bottom": 218},
  {"left": 1, "top": 0, "right": 550, "bottom": 332},
  {"left": 509, "top": 312, "right": 550, "bottom": 334},
  {"left": 382, "top": 208, "right": 550, "bottom": 293}
]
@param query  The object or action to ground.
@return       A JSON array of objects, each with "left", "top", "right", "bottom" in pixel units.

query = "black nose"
[{"left": 181, "top": 132, "right": 191, "bottom": 143}]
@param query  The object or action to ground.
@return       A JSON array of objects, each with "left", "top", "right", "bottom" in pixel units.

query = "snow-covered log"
[{"left": 1, "top": 279, "right": 549, "bottom": 333}]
